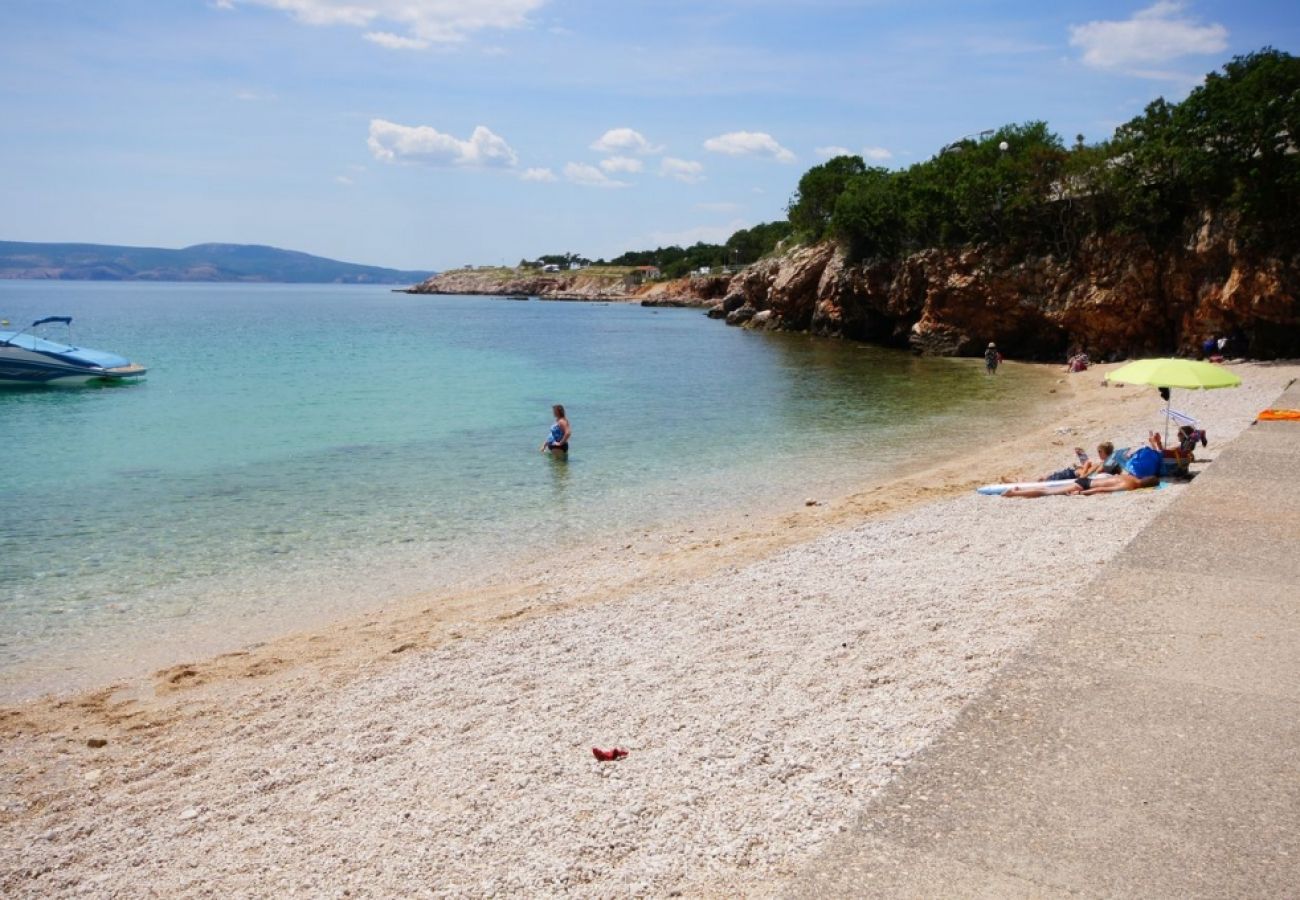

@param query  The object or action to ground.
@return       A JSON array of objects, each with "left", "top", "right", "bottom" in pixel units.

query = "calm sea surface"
[{"left": 0, "top": 281, "right": 1054, "bottom": 696}]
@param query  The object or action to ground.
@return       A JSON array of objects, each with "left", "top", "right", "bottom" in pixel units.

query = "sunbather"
[{"left": 1004, "top": 438, "right": 1160, "bottom": 498}]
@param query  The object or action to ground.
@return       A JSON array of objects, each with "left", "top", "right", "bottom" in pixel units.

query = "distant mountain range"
[{"left": 0, "top": 241, "right": 434, "bottom": 284}]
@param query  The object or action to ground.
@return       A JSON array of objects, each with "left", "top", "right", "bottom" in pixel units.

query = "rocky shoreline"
[
  {"left": 407, "top": 267, "right": 727, "bottom": 308},
  {"left": 410, "top": 217, "right": 1300, "bottom": 361}
]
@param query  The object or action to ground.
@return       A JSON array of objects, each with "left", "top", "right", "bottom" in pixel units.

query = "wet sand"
[{"left": 2, "top": 360, "right": 1296, "bottom": 897}]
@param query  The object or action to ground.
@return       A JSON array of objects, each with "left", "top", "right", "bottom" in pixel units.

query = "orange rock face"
[{"left": 716, "top": 227, "right": 1300, "bottom": 360}]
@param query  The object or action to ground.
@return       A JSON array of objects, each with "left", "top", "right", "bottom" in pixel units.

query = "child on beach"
[
  {"left": 1041, "top": 442, "right": 1115, "bottom": 483},
  {"left": 540, "top": 404, "right": 571, "bottom": 456}
]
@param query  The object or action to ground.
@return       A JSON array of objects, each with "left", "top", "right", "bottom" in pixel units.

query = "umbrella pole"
[{"left": 1164, "top": 395, "right": 1172, "bottom": 448}]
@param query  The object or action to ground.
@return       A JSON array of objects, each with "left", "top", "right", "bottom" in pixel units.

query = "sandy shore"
[{"left": 2, "top": 360, "right": 1296, "bottom": 897}]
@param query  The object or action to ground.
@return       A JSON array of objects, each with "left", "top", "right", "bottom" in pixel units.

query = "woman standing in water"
[{"left": 540, "top": 403, "right": 571, "bottom": 456}]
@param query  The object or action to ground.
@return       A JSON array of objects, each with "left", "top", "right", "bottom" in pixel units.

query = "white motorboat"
[{"left": 0, "top": 316, "right": 147, "bottom": 386}]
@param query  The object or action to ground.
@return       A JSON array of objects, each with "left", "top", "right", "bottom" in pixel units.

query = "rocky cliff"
[{"left": 710, "top": 217, "right": 1300, "bottom": 360}]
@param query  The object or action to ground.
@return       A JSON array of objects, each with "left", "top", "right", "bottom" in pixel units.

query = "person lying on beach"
[{"left": 1003, "top": 440, "right": 1160, "bottom": 498}]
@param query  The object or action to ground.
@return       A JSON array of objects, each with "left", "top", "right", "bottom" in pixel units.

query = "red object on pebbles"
[{"left": 592, "top": 747, "right": 628, "bottom": 761}]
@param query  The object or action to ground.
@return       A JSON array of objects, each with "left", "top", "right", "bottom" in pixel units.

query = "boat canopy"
[{"left": 0, "top": 330, "right": 132, "bottom": 370}]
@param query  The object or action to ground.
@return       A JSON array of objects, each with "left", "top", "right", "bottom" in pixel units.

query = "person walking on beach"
[
  {"left": 985, "top": 342, "right": 1001, "bottom": 374},
  {"left": 540, "top": 403, "right": 571, "bottom": 456}
]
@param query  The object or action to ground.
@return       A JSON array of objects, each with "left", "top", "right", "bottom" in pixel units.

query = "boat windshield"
[
  {"left": 0, "top": 331, "right": 80, "bottom": 352},
  {"left": 0, "top": 330, "right": 132, "bottom": 369}
]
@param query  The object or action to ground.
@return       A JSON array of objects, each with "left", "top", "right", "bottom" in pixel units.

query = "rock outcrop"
[
  {"left": 409, "top": 269, "right": 630, "bottom": 300},
  {"left": 409, "top": 269, "right": 730, "bottom": 307},
  {"left": 638, "top": 274, "right": 730, "bottom": 307},
  {"left": 712, "top": 221, "right": 1300, "bottom": 360}
]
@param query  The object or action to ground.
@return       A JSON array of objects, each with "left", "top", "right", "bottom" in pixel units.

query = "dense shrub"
[
  {"left": 824, "top": 49, "right": 1299, "bottom": 263},
  {"left": 559, "top": 50, "right": 1298, "bottom": 274},
  {"left": 582, "top": 222, "right": 791, "bottom": 279}
]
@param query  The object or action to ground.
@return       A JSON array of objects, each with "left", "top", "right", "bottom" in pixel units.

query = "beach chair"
[{"left": 1159, "top": 448, "right": 1193, "bottom": 477}]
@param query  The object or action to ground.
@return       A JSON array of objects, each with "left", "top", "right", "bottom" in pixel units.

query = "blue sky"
[{"left": 1, "top": 1, "right": 1296, "bottom": 271}]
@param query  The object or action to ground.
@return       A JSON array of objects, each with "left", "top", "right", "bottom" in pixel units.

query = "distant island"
[{"left": 0, "top": 241, "right": 434, "bottom": 284}]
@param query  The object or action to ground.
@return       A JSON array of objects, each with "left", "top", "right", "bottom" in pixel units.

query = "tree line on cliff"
[
  {"left": 791, "top": 48, "right": 1299, "bottom": 264},
  {"left": 536, "top": 48, "right": 1296, "bottom": 305},
  {"left": 539, "top": 220, "right": 793, "bottom": 280}
]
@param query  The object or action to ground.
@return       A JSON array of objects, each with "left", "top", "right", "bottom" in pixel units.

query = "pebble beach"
[{"left": 3, "top": 360, "right": 1297, "bottom": 897}]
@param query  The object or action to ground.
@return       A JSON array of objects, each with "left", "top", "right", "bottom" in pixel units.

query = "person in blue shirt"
[
  {"left": 540, "top": 403, "right": 571, "bottom": 456},
  {"left": 1076, "top": 436, "right": 1161, "bottom": 494},
  {"left": 1004, "top": 437, "right": 1160, "bottom": 498}
]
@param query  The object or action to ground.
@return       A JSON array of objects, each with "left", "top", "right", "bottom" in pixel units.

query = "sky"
[{"left": 1, "top": 1, "right": 1297, "bottom": 271}]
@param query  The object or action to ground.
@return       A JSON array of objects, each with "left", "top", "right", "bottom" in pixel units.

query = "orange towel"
[{"left": 1257, "top": 409, "right": 1300, "bottom": 421}]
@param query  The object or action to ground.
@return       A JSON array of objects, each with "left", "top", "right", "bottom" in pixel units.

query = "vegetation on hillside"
[
  {"left": 802, "top": 48, "right": 1300, "bottom": 262},
  {"left": 530, "top": 221, "right": 792, "bottom": 280},
  {"left": 532, "top": 49, "right": 1297, "bottom": 278}
]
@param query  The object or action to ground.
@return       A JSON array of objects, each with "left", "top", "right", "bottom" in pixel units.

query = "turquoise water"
[{"left": 0, "top": 282, "right": 1053, "bottom": 696}]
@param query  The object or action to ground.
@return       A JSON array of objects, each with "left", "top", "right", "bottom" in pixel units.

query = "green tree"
[
  {"left": 725, "top": 221, "right": 793, "bottom": 264},
  {"left": 787, "top": 155, "right": 867, "bottom": 240},
  {"left": 831, "top": 167, "right": 903, "bottom": 259},
  {"left": 1175, "top": 48, "right": 1300, "bottom": 245}
]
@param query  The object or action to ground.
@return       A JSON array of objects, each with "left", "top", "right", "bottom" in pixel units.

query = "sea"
[{"left": 0, "top": 281, "right": 1055, "bottom": 698}]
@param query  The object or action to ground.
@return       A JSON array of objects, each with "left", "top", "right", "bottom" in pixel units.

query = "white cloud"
[
  {"left": 520, "top": 167, "right": 557, "bottom": 182},
  {"left": 364, "top": 31, "right": 430, "bottom": 50},
  {"left": 229, "top": 0, "right": 544, "bottom": 45},
  {"left": 659, "top": 157, "right": 704, "bottom": 184},
  {"left": 367, "top": 119, "right": 518, "bottom": 168},
  {"left": 590, "top": 128, "right": 663, "bottom": 155},
  {"left": 235, "top": 88, "right": 275, "bottom": 101},
  {"left": 600, "top": 156, "right": 644, "bottom": 174},
  {"left": 703, "top": 131, "right": 795, "bottom": 163},
  {"left": 564, "top": 162, "right": 628, "bottom": 188},
  {"left": 863, "top": 146, "right": 893, "bottom": 162},
  {"left": 334, "top": 175, "right": 354, "bottom": 185},
  {"left": 815, "top": 146, "right": 854, "bottom": 158},
  {"left": 1069, "top": 2, "right": 1227, "bottom": 72}
]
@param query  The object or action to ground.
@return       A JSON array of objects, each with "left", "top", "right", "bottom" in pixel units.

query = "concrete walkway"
[{"left": 793, "top": 379, "right": 1300, "bottom": 898}]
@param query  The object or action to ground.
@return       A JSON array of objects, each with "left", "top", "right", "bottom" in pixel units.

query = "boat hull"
[{"left": 0, "top": 335, "right": 147, "bottom": 386}]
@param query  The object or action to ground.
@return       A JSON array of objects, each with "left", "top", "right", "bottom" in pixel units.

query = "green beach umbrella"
[{"left": 1106, "top": 357, "right": 1242, "bottom": 444}]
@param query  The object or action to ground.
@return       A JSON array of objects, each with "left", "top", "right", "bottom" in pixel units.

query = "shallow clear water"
[{"left": 0, "top": 281, "right": 1054, "bottom": 696}]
